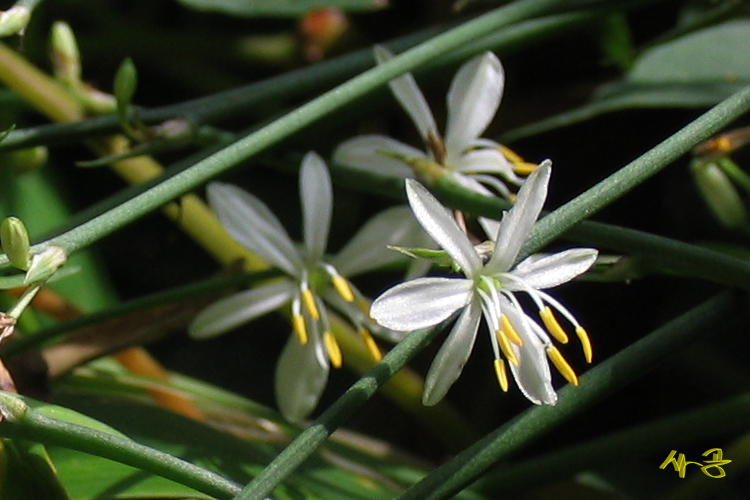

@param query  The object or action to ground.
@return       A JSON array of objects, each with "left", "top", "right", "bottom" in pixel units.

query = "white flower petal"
[
  {"left": 503, "top": 300, "right": 557, "bottom": 405},
  {"left": 486, "top": 160, "right": 551, "bottom": 274},
  {"left": 189, "top": 281, "right": 295, "bottom": 339},
  {"left": 512, "top": 248, "right": 598, "bottom": 289},
  {"left": 448, "top": 172, "right": 495, "bottom": 197},
  {"left": 375, "top": 46, "right": 438, "bottom": 143},
  {"left": 371, "top": 277, "right": 472, "bottom": 331},
  {"left": 275, "top": 334, "right": 329, "bottom": 422},
  {"left": 208, "top": 182, "right": 303, "bottom": 275},
  {"left": 445, "top": 53, "right": 504, "bottom": 161},
  {"left": 422, "top": 299, "right": 482, "bottom": 406},
  {"left": 478, "top": 216, "right": 500, "bottom": 240},
  {"left": 453, "top": 148, "right": 518, "bottom": 181},
  {"left": 331, "top": 206, "right": 423, "bottom": 277},
  {"left": 405, "top": 180, "right": 482, "bottom": 276},
  {"left": 208, "top": 182, "right": 286, "bottom": 234},
  {"left": 300, "top": 152, "right": 333, "bottom": 262},
  {"left": 334, "top": 135, "right": 424, "bottom": 178}
]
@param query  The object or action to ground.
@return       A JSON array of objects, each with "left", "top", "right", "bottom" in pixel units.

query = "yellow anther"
[
  {"left": 500, "top": 314, "right": 523, "bottom": 346},
  {"left": 498, "top": 144, "right": 525, "bottom": 164},
  {"left": 301, "top": 288, "right": 320, "bottom": 320},
  {"left": 716, "top": 135, "right": 733, "bottom": 152},
  {"left": 359, "top": 329, "right": 382, "bottom": 362},
  {"left": 496, "top": 329, "right": 519, "bottom": 366},
  {"left": 493, "top": 359, "right": 509, "bottom": 392},
  {"left": 331, "top": 275, "right": 355, "bottom": 302},
  {"left": 576, "top": 326, "right": 593, "bottom": 363},
  {"left": 292, "top": 315, "right": 308, "bottom": 345},
  {"left": 513, "top": 162, "right": 538, "bottom": 176},
  {"left": 323, "top": 331, "right": 342, "bottom": 368},
  {"left": 546, "top": 346, "right": 579, "bottom": 386},
  {"left": 540, "top": 307, "right": 569, "bottom": 344}
]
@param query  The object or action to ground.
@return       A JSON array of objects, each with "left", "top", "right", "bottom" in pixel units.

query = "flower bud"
[
  {"left": 24, "top": 246, "right": 67, "bottom": 284},
  {"left": 50, "top": 21, "right": 82, "bottom": 86},
  {"left": 1, "top": 217, "right": 31, "bottom": 271},
  {"left": 299, "top": 8, "right": 349, "bottom": 61},
  {"left": 0, "top": 6, "right": 30, "bottom": 38},
  {"left": 692, "top": 159, "right": 747, "bottom": 229},
  {"left": 114, "top": 57, "right": 137, "bottom": 112}
]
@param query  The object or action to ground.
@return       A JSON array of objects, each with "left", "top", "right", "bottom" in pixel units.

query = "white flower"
[
  {"left": 370, "top": 161, "right": 598, "bottom": 406},
  {"left": 190, "top": 152, "right": 415, "bottom": 421},
  {"left": 334, "top": 47, "right": 525, "bottom": 199}
]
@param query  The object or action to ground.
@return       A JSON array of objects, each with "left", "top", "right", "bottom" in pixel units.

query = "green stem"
[
  {"left": 522, "top": 83, "right": 750, "bottom": 256},
  {"left": 0, "top": 269, "right": 280, "bottom": 357},
  {"left": 0, "top": 9, "right": 622, "bottom": 152},
  {"left": 232, "top": 326, "right": 440, "bottom": 500},
  {"left": 0, "top": 392, "right": 241, "bottom": 499},
  {"left": 397, "top": 290, "right": 747, "bottom": 500},
  {"left": 0, "top": 0, "right": 617, "bottom": 270},
  {"left": 718, "top": 156, "right": 750, "bottom": 195},
  {"left": 476, "top": 392, "right": 750, "bottom": 493},
  {"left": 432, "top": 176, "right": 750, "bottom": 290}
]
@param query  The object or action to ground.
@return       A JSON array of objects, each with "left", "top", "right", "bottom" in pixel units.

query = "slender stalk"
[
  {"left": 0, "top": 392, "right": 242, "bottom": 500},
  {"left": 522, "top": 83, "right": 750, "bottom": 256},
  {"left": 0, "top": 0, "right": 621, "bottom": 267},
  {"left": 0, "top": 9, "right": 615, "bottom": 152},
  {"left": 232, "top": 325, "right": 440, "bottom": 500},
  {"left": 476, "top": 392, "right": 750, "bottom": 493},
  {"left": 396, "top": 291, "right": 748, "bottom": 500}
]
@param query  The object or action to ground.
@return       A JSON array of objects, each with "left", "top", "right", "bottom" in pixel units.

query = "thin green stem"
[
  {"left": 0, "top": 392, "right": 242, "bottom": 499},
  {"left": 397, "top": 290, "right": 747, "bottom": 500},
  {"left": 0, "top": 269, "right": 280, "bottom": 357},
  {"left": 232, "top": 326, "right": 440, "bottom": 500},
  {"left": 0, "top": 0, "right": 616, "bottom": 270},
  {"left": 430, "top": 175, "right": 750, "bottom": 290},
  {"left": 718, "top": 156, "right": 750, "bottom": 195},
  {"left": 477, "top": 392, "right": 750, "bottom": 493},
  {"left": 522, "top": 83, "right": 750, "bottom": 256},
  {"left": 0, "top": 8, "right": 626, "bottom": 153}
]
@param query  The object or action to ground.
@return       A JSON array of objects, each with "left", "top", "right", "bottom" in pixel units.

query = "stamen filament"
[
  {"left": 540, "top": 306, "right": 569, "bottom": 344},
  {"left": 493, "top": 359, "right": 509, "bottom": 392},
  {"left": 301, "top": 288, "right": 320, "bottom": 320},
  {"left": 292, "top": 315, "right": 308, "bottom": 345},
  {"left": 323, "top": 331, "right": 342, "bottom": 368},
  {"left": 546, "top": 346, "right": 579, "bottom": 386},
  {"left": 500, "top": 314, "right": 523, "bottom": 346},
  {"left": 358, "top": 298, "right": 371, "bottom": 316},
  {"left": 576, "top": 326, "right": 593, "bottom": 363},
  {"left": 496, "top": 329, "right": 519, "bottom": 366},
  {"left": 359, "top": 329, "right": 382, "bottom": 362},
  {"left": 331, "top": 275, "right": 355, "bottom": 302}
]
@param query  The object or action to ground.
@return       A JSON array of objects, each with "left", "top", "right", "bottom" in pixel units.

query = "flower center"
[{"left": 291, "top": 263, "right": 382, "bottom": 367}]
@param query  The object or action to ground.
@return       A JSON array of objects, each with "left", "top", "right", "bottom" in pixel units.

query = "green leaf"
[
  {"left": 175, "top": 0, "right": 387, "bottom": 17},
  {"left": 504, "top": 20, "right": 750, "bottom": 141},
  {"left": 47, "top": 367, "right": 452, "bottom": 500},
  {"left": 2, "top": 439, "right": 71, "bottom": 500}
]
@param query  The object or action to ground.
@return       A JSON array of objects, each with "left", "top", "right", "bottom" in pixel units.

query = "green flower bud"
[
  {"left": 692, "top": 160, "right": 747, "bottom": 229},
  {"left": 50, "top": 21, "right": 82, "bottom": 86},
  {"left": 1, "top": 216, "right": 31, "bottom": 271},
  {"left": 0, "top": 6, "right": 30, "bottom": 38},
  {"left": 114, "top": 57, "right": 137, "bottom": 114}
]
